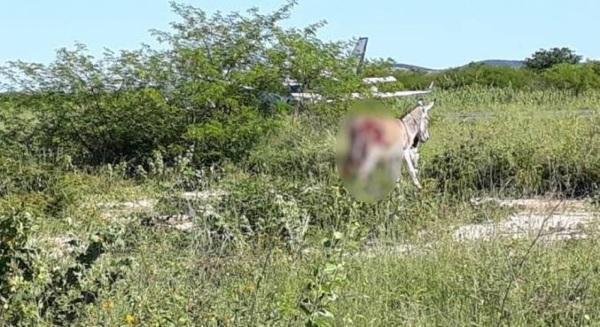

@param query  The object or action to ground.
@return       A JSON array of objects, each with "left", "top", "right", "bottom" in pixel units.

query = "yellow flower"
[
  {"left": 242, "top": 282, "right": 256, "bottom": 293},
  {"left": 101, "top": 300, "right": 113, "bottom": 310},
  {"left": 124, "top": 314, "right": 136, "bottom": 325}
]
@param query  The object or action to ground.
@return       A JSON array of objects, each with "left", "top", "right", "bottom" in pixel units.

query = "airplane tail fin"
[{"left": 352, "top": 37, "right": 368, "bottom": 74}]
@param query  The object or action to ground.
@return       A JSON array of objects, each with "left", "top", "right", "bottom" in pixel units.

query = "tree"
[
  {"left": 361, "top": 58, "right": 396, "bottom": 78},
  {"left": 0, "top": 0, "right": 360, "bottom": 167},
  {"left": 524, "top": 47, "right": 582, "bottom": 70}
]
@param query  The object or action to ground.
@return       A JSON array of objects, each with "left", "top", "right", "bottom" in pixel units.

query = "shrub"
[
  {"left": 0, "top": 1, "right": 358, "bottom": 169},
  {"left": 0, "top": 208, "right": 133, "bottom": 325},
  {"left": 184, "top": 108, "right": 281, "bottom": 165},
  {"left": 524, "top": 47, "right": 582, "bottom": 71},
  {"left": 0, "top": 157, "right": 59, "bottom": 196},
  {"left": 436, "top": 64, "right": 538, "bottom": 89},
  {"left": 244, "top": 117, "right": 335, "bottom": 179},
  {"left": 543, "top": 63, "right": 600, "bottom": 95}
]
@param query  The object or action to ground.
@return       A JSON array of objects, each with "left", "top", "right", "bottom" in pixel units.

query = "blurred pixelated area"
[{"left": 335, "top": 101, "right": 401, "bottom": 203}]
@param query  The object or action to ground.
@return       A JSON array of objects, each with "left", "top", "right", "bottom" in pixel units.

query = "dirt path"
[
  {"left": 91, "top": 193, "right": 598, "bottom": 258},
  {"left": 94, "top": 190, "right": 226, "bottom": 231},
  {"left": 458, "top": 197, "right": 598, "bottom": 242},
  {"left": 360, "top": 197, "right": 598, "bottom": 258}
]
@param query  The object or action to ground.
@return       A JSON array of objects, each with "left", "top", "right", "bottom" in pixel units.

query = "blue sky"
[{"left": 1, "top": 0, "right": 599, "bottom": 69}]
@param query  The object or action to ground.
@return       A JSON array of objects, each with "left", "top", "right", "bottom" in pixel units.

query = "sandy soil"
[
  {"left": 94, "top": 190, "right": 226, "bottom": 231},
  {"left": 360, "top": 197, "right": 598, "bottom": 258},
  {"left": 460, "top": 197, "right": 597, "bottom": 242}
]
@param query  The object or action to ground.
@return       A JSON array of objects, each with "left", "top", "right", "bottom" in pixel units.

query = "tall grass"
[{"left": 2, "top": 87, "right": 600, "bottom": 325}]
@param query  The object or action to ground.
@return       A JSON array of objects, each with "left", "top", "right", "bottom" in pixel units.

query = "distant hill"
[
  {"left": 468, "top": 59, "right": 524, "bottom": 69},
  {"left": 392, "top": 59, "right": 525, "bottom": 72}
]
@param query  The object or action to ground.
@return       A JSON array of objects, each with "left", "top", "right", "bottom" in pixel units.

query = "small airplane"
[{"left": 286, "top": 37, "right": 434, "bottom": 103}]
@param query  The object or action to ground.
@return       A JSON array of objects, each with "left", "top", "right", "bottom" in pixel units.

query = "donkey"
[
  {"left": 407, "top": 99, "right": 431, "bottom": 170},
  {"left": 341, "top": 100, "right": 435, "bottom": 189}
]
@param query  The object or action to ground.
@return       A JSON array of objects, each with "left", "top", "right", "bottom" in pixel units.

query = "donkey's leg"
[
  {"left": 403, "top": 149, "right": 422, "bottom": 189},
  {"left": 389, "top": 144, "right": 407, "bottom": 189},
  {"left": 409, "top": 147, "right": 420, "bottom": 170}
]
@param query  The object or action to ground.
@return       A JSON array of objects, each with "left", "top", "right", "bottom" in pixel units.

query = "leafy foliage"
[
  {"left": 524, "top": 47, "right": 582, "bottom": 70},
  {"left": 543, "top": 63, "right": 600, "bottom": 94},
  {"left": 0, "top": 208, "right": 132, "bottom": 325},
  {"left": 2, "top": 1, "right": 600, "bottom": 325},
  {"left": 0, "top": 0, "right": 357, "bottom": 168},
  {"left": 359, "top": 48, "right": 600, "bottom": 93}
]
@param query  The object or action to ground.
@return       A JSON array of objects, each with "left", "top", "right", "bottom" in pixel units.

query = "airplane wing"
[
  {"left": 372, "top": 89, "right": 432, "bottom": 98},
  {"left": 362, "top": 76, "right": 397, "bottom": 84},
  {"left": 371, "top": 81, "right": 434, "bottom": 98},
  {"left": 290, "top": 92, "right": 324, "bottom": 102},
  {"left": 287, "top": 89, "right": 433, "bottom": 104}
]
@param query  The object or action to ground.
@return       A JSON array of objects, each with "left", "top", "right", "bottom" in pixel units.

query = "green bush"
[
  {"left": 364, "top": 59, "right": 600, "bottom": 93},
  {"left": 435, "top": 64, "right": 538, "bottom": 89},
  {"left": 0, "top": 209, "right": 133, "bottom": 325},
  {"left": 244, "top": 117, "right": 335, "bottom": 180},
  {"left": 0, "top": 1, "right": 358, "bottom": 169},
  {"left": 0, "top": 157, "right": 57, "bottom": 196},
  {"left": 423, "top": 111, "right": 600, "bottom": 198},
  {"left": 184, "top": 108, "right": 281, "bottom": 165},
  {"left": 543, "top": 63, "right": 600, "bottom": 95}
]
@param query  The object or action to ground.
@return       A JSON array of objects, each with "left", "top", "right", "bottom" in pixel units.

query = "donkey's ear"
[{"left": 425, "top": 100, "right": 435, "bottom": 111}]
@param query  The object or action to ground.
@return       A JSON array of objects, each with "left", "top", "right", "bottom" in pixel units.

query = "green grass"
[{"left": 2, "top": 88, "right": 600, "bottom": 326}]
